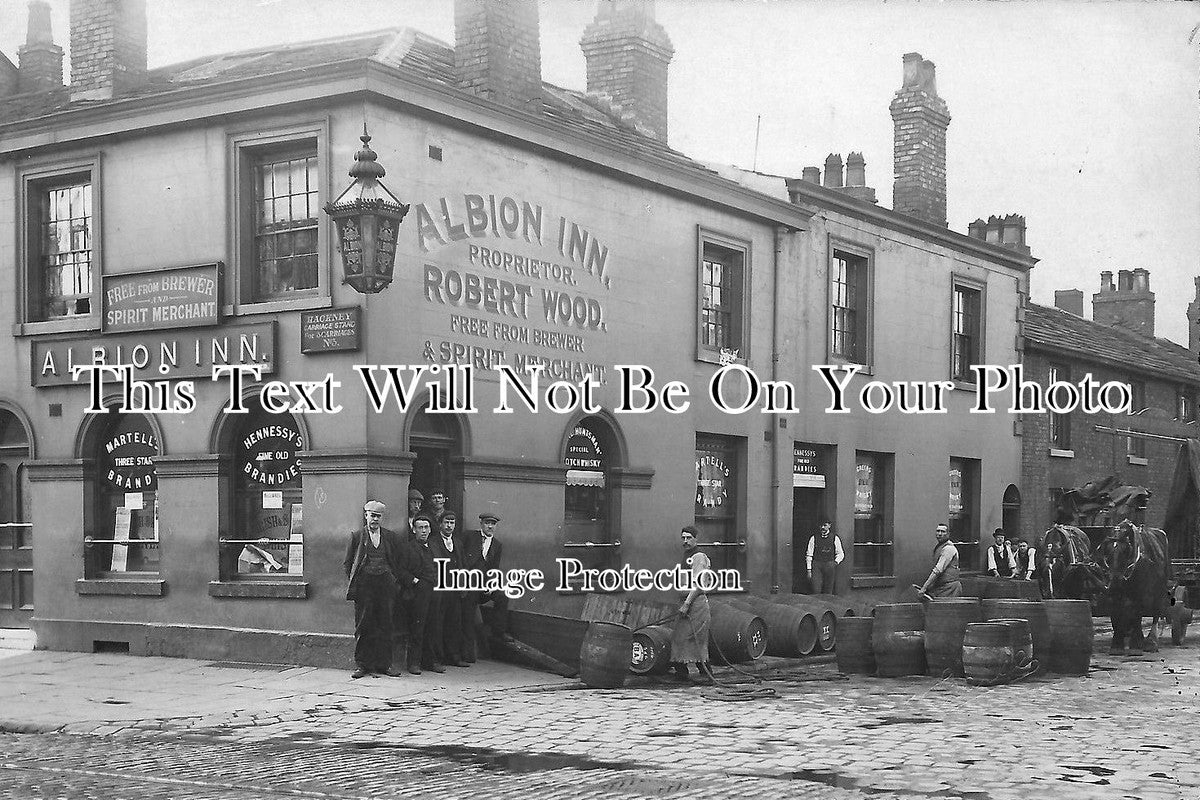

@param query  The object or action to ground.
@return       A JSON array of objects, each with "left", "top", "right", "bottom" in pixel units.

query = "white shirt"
[
  {"left": 481, "top": 534, "right": 493, "bottom": 560},
  {"left": 441, "top": 535, "right": 454, "bottom": 553},
  {"left": 806, "top": 534, "right": 845, "bottom": 570}
]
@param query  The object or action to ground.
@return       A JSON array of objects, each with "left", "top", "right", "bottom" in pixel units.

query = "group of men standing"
[{"left": 343, "top": 489, "right": 509, "bottom": 679}]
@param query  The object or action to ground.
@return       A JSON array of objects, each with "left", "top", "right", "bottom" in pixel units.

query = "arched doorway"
[
  {"left": 407, "top": 404, "right": 465, "bottom": 517},
  {"left": 0, "top": 408, "right": 34, "bottom": 628},
  {"left": 1002, "top": 484, "right": 1022, "bottom": 540}
]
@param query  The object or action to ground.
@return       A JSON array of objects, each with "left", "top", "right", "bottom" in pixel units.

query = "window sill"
[
  {"left": 1127, "top": 455, "right": 1149, "bottom": 466},
  {"left": 695, "top": 348, "right": 748, "bottom": 367},
  {"left": 76, "top": 578, "right": 165, "bottom": 596},
  {"left": 14, "top": 316, "right": 101, "bottom": 337},
  {"left": 951, "top": 380, "right": 976, "bottom": 392},
  {"left": 1048, "top": 448, "right": 1075, "bottom": 459},
  {"left": 225, "top": 294, "right": 330, "bottom": 318},
  {"left": 823, "top": 357, "right": 873, "bottom": 377},
  {"left": 850, "top": 575, "right": 895, "bottom": 589},
  {"left": 208, "top": 580, "right": 308, "bottom": 599}
]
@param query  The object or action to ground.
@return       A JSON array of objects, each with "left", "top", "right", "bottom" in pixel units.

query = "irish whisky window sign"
[
  {"left": 102, "top": 263, "right": 222, "bottom": 333},
  {"left": 300, "top": 306, "right": 362, "bottom": 353}
]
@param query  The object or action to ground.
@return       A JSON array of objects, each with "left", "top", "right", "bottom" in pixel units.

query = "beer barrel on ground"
[
  {"left": 1042, "top": 599, "right": 1093, "bottom": 675},
  {"left": 630, "top": 624, "right": 672, "bottom": 675},
  {"left": 924, "top": 598, "right": 982, "bottom": 677},
  {"left": 962, "top": 622, "right": 1021, "bottom": 683},
  {"left": 872, "top": 603, "right": 926, "bottom": 677},
  {"left": 708, "top": 601, "right": 768, "bottom": 664},
  {"left": 774, "top": 595, "right": 843, "bottom": 648},
  {"left": 983, "top": 577, "right": 1042, "bottom": 600},
  {"left": 579, "top": 621, "right": 632, "bottom": 688},
  {"left": 981, "top": 599, "right": 1048, "bottom": 673},
  {"left": 836, "top": 616, "right": 875, "bottom": 675},
  {"left": 728, "top": 596, "right": 820, "bottom": 656}
]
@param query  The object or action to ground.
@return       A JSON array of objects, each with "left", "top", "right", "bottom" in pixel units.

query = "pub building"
[{"left": 0, "top": 0, "right": 1035, "bottom": 663}]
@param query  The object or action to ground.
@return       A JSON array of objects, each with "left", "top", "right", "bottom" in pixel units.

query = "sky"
[{"left": 3, "top": 0, "right": 1198, "bottom": 345}]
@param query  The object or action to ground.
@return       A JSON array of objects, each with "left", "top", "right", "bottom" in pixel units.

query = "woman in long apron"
[{"left": 668, "top": 525, "right": 715, "bottom": 685}]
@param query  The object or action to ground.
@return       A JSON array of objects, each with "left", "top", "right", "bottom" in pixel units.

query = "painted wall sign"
[
  {"left": 300, "top": 306, "right": 362, "bottom": 353},
  {"left": 102, "top": 263, "right": 221, "bottom": 333},
  {"left": 32, "top": 322, "right": 276, "bottom": 387}
]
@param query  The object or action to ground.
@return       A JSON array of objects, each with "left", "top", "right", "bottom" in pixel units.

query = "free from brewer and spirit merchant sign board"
[
  {"left": 32, "top": 322, "right": 276, "bottom": 387},
  {"left": 102, "top": 263, "right": 221, "bottom": 333}
]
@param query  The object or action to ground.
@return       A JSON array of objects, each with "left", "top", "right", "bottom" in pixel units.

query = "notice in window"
[
  {"left": 288, "top": 503, "right": 304, "bottom": 574},
  {"left": 124, "top": 492, "right": 144, "bottom": 510},
  {"left": 111, "top": 507, "right": 132, "bottom": 572},
  {"left": 263, "top": 490, "right": 284, "bottom": 509}
]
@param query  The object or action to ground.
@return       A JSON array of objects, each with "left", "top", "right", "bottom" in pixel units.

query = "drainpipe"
[{"left": 770, "top": 225, "right": 786, "bottom": 593}]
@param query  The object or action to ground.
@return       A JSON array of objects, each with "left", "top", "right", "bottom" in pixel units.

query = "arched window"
[
  {"left": 220, "top": 399, "right": 305, "bottom": 580},
  {"left": 1002, "top": 484, "right": 1022, "bottom": 540},
  {"left": 88, "top": 413, "right": 160, "bottom": 576}
]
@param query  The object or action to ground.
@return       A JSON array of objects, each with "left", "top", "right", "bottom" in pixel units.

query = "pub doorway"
[
  {"left": 0, "top": 409, "right": 33, "bottom": 629},
  {"left": 791, "top": 488, "right": 825, "bottom": 593},
  {"left": 408, "top": 404, "right": 465, "bottom": 518}
]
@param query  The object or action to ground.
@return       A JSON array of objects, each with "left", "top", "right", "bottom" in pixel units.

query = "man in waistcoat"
[
  {"left": 344, "top": 500, "right": 409, "bottom": 679},
  {"left": 918, "top": 522, "right": 962, "bottom": 598},
  {"left": 806, "top": 517, "right": 845, "bottom": 594},
  {"left": 1012, "top": 537, "right": 1038, "bottom": 581},
  {"left": 986, "top": 528, "right": 1016, "bottom": 578}
]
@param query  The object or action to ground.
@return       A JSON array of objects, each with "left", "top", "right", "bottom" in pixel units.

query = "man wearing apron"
[{"left": 668, "top": 525, "right": 716, "bottom": 685}]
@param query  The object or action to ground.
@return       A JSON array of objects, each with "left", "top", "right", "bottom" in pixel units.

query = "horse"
[
  {"left": 1039, "top": 524, "right": 1105, "bottom": 602},
  {"left": 1096, "top": 520, "right": 1172, "bottom": 654}
]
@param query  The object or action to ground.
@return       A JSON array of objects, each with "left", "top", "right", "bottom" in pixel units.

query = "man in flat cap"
[
  {"left": 401, "top": 513, "right": 441, "bottom": 674},
  {"left": 465, "top": 511, "right": 510, "bottom": 643},
  {"left": 429, "top": 510, "right": 470, "bottom": 667},
  {"left": 344, "top": 500, "right": 409, "bottom": 678},
  {"left": 406, "top": 489, "right": 424, "bottom": 536}
]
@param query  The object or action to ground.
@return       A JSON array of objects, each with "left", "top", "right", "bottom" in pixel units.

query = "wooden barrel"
[
  {"left": 981, "top": 599, "right": 1048, "bottom": 673},
  {"left": 773, "top": 594, "right": 844, "bottom": 647},
  {"left": 728, "top": 596, "right": 819, "bottom": 656},
  {"left": 629, "top": 624, "right": 672, "bottom": 675},
  {"left": 836, "top": 616, "right": 875, "bottom": 675},
  {"left": 708, "top": 601, "right": 768, "bottom": 664},
  {"left": 808, "top": 593, "right": 860, "bottom": 618},
  {"left": 962, "top": 622, "right": 1019, "bottom": 683},
  {"left": 1043, "top": 599, "right": 1093, "bottom": 675},
  {"left": 987, "top": 618, "right": 1033, "bottom": 669},
  {"left": 983, "top": 578, "right": 1042, "bottom": 600},
  {"left": 871, "top": 603, "right": 926, "bottom": 677},
  {"left": 579, "top": 621, "right": 631, "bottom": 688},
  {"left": 924, "top": 598, "right": 982, "bottom": 677}
]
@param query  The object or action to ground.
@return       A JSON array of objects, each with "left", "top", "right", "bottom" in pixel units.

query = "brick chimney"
[
  {"left": 69, "top": 0, "right": 147, "bottom": 102},
  {"left": 1188, "top": 276, "right": 1200, "bottom": 355},
  {"left": 889, "top": 52, "right": 950, "bottom": 226},
  {"left": 19, "top": 1, "right": 64, "bottom": 94},
  {"left": 454, "top": 0, "right": 542, "bottom": 113},
  {"left": 580, "top": 0, "right": 674, "bottom": 142},
  {"left": 1093, "top": 268, "right": 1155, "bottom": 337},
  {"left": 1054, "top": 289, "right": 1084, "bottom": 317}
]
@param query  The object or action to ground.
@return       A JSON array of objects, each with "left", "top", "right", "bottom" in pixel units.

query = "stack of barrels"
[{"left": 835, "top": 592, "right": 1093, "bottom": 681}]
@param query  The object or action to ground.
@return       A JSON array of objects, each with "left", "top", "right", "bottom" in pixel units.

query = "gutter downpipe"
[{"left": 770, "top": 225, "right": 786, "bottom": 593}]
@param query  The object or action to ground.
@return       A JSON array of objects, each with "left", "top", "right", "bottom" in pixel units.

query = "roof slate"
[
  {"left": 0, "top": 27, "right": 710, "bottom": 175},
  {"left": 1024, "top": 303, "right": 1200, "bottom": 385}
]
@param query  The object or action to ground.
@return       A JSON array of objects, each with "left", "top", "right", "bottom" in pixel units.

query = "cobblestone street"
[{"left": 1, "top": 640, "right": 1198, "bottom": 799}]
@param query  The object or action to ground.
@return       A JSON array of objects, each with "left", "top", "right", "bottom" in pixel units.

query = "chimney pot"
[
  {"left": 18, "top": 0, "right": 63, "bottom": 93},
  {"left": 845, "top": 151, "right": 866, "bottom": 186},
  {"left": 1100, "top": 271, "right": 1114, "bottom": 293},
  {"left": 967, "top": 218, "right": 987, "bottom": 240},
  {"left": 822, "top": 153, "right": 843, "bottom": 188},
  {"left": 801, "top": 166, "right": 821, "bottom": 184}
]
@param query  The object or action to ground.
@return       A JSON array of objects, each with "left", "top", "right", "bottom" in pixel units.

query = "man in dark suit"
[
  {"left": 343, "top": 500, "right": 410, "bottom": 679},
  {"left": 429, "top": 510, "right": 470, "bottom": 667},
  {"left": 400, "top": 513, "right": 441, "bottom": 674},
  {"left": 465, "top": 512, "right": 510, "bottom": 642}
]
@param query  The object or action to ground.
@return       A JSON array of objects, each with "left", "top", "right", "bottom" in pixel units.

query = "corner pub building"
[{"left": 0, "top": 0, "right": 1035, "bottom": 664}]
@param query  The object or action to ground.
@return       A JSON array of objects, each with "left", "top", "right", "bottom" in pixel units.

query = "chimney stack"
[
  {"left": 822, "top": 153, "right": 843, "bottom": 188},
  {"left": 966, "top": 214, "right": 1029, "bottom": 254},
  {"left": 1188, "top": 276, "right": 1200, "bottom": 356},
  {"left": 801, "top": 166, "right": 821, "bottom": 184},
  {"left": 889, "top": 52, "right": 950, "bottom": 226},
  {"left": 19, "top": 1, "right": 64, "bottom": 94},
  {"left": 455, "top": 0, "right": 543, "bottom": 113},
  {"left": 580, "top": 0, "right": 674, "bottom": 142},
  {"left": 1093, "top": 269, "right": 1155, "bottom": 338},
  {"left": 69, "top": 0, "right": 147, "bottom": 102},
  {"left": 1054, "top": 289, "right": 1084, "bottom": 318}
]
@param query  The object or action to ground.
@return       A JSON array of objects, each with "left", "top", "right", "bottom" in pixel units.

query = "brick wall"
[
  {"left": 580, "top": 2, "right": 674, "bottom": 142},
  {"left": 454, "top": 0, "right": 542, "bottom": 111},
  {"left": 69, "top": 0, "right": 147, "bottom": 100},
  {"left": 1020, "top": 349, "right": 1190, "bottom": 543},
  {"left": 889, "top": 54, "right": 950, "bottom": 226}
]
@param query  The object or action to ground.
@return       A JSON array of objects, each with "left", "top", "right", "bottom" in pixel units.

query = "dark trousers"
[
  {"left": 353, "top": 572, "right": 396, "bottom": 672},
  {"left": 811, "top": 561, "right": 837, "bottom": 594},
  {"left": 429, "top": 591, "right": 465, "bottom": 664},
  {"left": 406, "top": 583, "right": 433, "bottom": 668},
  {"left": 479, "top": 590, "right": 510, "bottom": 638}
]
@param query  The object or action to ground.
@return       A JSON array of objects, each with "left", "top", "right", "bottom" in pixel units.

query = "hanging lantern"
[{"left": 323, "top": 128, "right": 410, "bottom": 293}]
